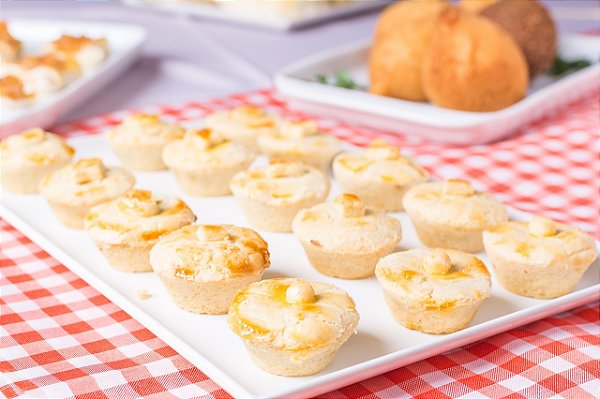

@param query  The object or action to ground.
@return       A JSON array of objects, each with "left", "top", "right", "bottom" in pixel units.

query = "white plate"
[
  {"left": 1, "top": 134, "right": 598, "bottom": 399},
  {"left": 274, "top": 34, "right": 600, "bottom": 145},
  {"left": 0, "top": 19, "right": 147, "bottom": 137},
  {"left": 122, "top": 0, "right": 390, "bottom": 31}
]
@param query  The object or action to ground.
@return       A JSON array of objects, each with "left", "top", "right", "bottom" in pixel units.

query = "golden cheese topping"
[
  {"left": 106, "top": 114, "right": 185, "bottom": 145},
  {"left": 292, "top": 194, "right": 402, "bottom": 253},
  {"left": 483, "top": 218, "right": 597, "bottom": 269},
  {"left": 228, "top": 278, "right": 359, "bottom": 353},
  {"left": 203, "top": 106, "right": 279, "bottom": 149},
  {"left": 333, "top": 140, "right": 428, "bottom": 186},
  {"left": 149, "top": 224, "right": 270, "bottom": 282},
  {"left": 39, "top": 157, "right": 135, "bottom": 206},
  {"left": 162, "top": 128, "right": 255, "bottom": 171},
  {"left": 48, "top": 34, "right": 109, "bottom": 70},
  {"left": 375, "top": 248, "right": 491, "bottom": 309},
  {"left": 0, "top": 21, "right": 20, "bottom": 47},
  {"left": 18, "top": 53, "right": 80, "bottom": 74},
  {"left": 0, "top": 128, "right": 74, "bottom": 166},
  {"left": 0, "top": 75, "right": 32, "bottom": 101},
  {"left": 230, "top": 160, "right": 330, "bottom": 206},
  {"left": 84, "top": 189, "right": 196, "bottom": 245},
  {"left": 0, "top": 21, "right": 21, "bottom": 61},
  {"left": 403, "top": 180, "right": 508, "bottom": 230}
]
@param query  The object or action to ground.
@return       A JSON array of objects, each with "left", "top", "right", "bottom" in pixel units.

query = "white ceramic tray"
[
  {"left": 0, "top": 19, "right": 147, "bottom": 137},
  {"left": 275, "top": 33, "right": 600, "bottom": 145},
  {"left": 1, "top": 134, "right": 598, "bottom": 399},
  {"left": 122, "top": 0, "right": 389, "bottom": 31}
]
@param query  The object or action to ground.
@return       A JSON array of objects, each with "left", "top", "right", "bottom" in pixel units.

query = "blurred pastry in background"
[
  {"left": 0, "top": 75, "right": 34, "bottom": 108},
  {"left": 459, "top": 0, "right": 498, "bottom": 14},
  {"left": 0, "top": 21, "right": 21, "bottom": 62},
  {"left": 47, "top": 34, "right": 109, "bottom": 71},
  {"left": 0, "top": 127, "right": 74, "bottom": 193},
  {"left": 257, "top": 120, "right": 341, "bottom": 172},
  {"left": 4, "top": 54, "right": 80, "bottom": 95}
]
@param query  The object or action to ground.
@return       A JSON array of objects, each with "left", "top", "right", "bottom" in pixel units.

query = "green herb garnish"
[
  {"left": 315, "top": 70, "right": 365, "bottom": 90},
  {"left": 547, "top": 56, "right": 592, "bottom": 77}
]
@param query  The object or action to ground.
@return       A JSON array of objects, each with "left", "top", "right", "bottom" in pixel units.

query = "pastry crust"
[
  {"left": 256, "top": 120, "right": 341, "bottom": 172},
  {"left": 376, "top": 248, "right": 491, "bottom": 334},
  {"left": 1, "top": 128, "right": 74, "bottom": 193},
  {"left": 333, "top": 140, "right": 428, "bottom": 211},
  {"left": 228, "top": 278, "right": 359, "bottom": 376},
  {"left": 39, "top": 158, "right": 135, "bottom": 228},
  {"left": 293, "top": 194, "right": 402, "bottom": 279},
  {"left": 483, "top": 217, "right": 597, "bottom": 298},
  {"left": 47, "top": 34, "right": 109, "bottom": 71},
  {"left": 5, "top": 54, "right": 80, "bottom": 95},
  {"left": 150, "top": 224, "right": 270, "bottom": 314},
  {"left": 203, "top": 106, "right": 279, "bottom": 152},
  {"left": 403, "top": 179, "right": 508, "bottom": 252},
  {"left": 163, "top": 128, "right": 255, "bottom": 196},
  {"left": 230, "top": 160, "right": 330, "bottom": 232},
  {"left": 106, "top": 114, "right": 185, "bottom": 171},
  {"left": 0, "top": 75, "right": 34, "bottom": 108},
  {"left": 85, "top": 189, "right": 196, "bottom": 272},
  {"left": 0, "top": 21, "right": 21, "bottom": 62}
]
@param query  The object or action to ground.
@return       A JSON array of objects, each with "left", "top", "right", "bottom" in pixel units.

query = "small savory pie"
[
  {"left": 85, "top": 189, "right": 196, "bottom": 272},
  {"left": 106, "top": 113, "right": 185, "bottom": 171},
  {"left": 228, "top": 278, "right": 359, "bottom": 376},
  {"left": 230, "top": 160, "right": 330, "bottom": 232},
  {"left": 149, "top": 224, "right": 270, "bottom": 314},
  {"left": 47, "top": 34, "right": 109, "bottom": 70},
  {"left": 293, "top": 193, "right": 402, "bottom": 279},
  {"left": 483, "top": 216, "right": 597, "bottom": 299},
  {"left": 403, "top": 179, "right": 508, "bottom": 253},
  {"left": 203, "top": 106, "right": 279, "bottom": 152},
  {"left": 5, "top": 54, "right": 80, "bottom": 95},
  {"left": 0, "top": 75, "right": 34, "bottom": 109},
  {"left": 162, "top": 128, "right": 255, "bottom": 196},
  {"left": 256, "top": 120, "right": 341, "bottom": 172},
  {"left": 0, "top": 128, "right": 74, "bottom": 193},
  {"left": 332, "top": 139, "right": 429, "bottom": 211},
  {"left": 0, "top": 21, "right": 21, "bottom": 62},
  {"left": 39, "top": 158, "right": 135, "bottom": 228},
  {"left": 376, "top": 248, "right": 491, "bottom": 334}
]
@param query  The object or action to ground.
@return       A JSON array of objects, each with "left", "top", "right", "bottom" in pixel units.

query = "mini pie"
[
  {"left": 332, "top": 139, "right": 429, "bottom": 211},
  {"left": 162, "top": 128, "right": 255, "bottom": 196},
  {"left": 149, "top": 224, "right": 270, "bottom": 314},
  {"left": 47, "top": 34, "right": 109, "bottom": 71},
  {"left": 85, "top": 189, "right": 196, "bottom": 272},
  {"left": 0, "top": 75, "right": 34, "bottom": 108},
  {"left": 1, "top": 128, "right": 74, "bottom": 193},
  {"left": 375, "top": 248, "right": 491, "bottom": 334},
  {"left": 256, "top": 120, "right": 341, "bottom": 172},
  {"left": 0, "top": 21, "right": 21, "bottom": 62},
  {"left": 230, "top": 160, "right": 330, "bottom": 232},
  {"left": 483, "top": 216, "right": 597, "bottom": 299},
  {"left": 403, "top": 179, "right": 508, "bottom": 252},
  {"left": 106, "top": 114, "right": 185, "bottom": 171},
  {"left": 203, "top": 106, "right": 278, "bottom": 152},
  {"left": 5, "top": 54, "right": 80, "bottom": 95},
  {"left": 39, "top": 157, "right": 135, "bottom": 228},
  {"left": 228, "top": 277, "right": 359, "bottom": 376},
  {"left": 293, "top": 193, "right": 402, "bottom": 279}
]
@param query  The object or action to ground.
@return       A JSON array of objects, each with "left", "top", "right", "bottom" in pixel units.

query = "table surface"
[{"left": 1, "top": 1, "right": 600, "bottom": 399}]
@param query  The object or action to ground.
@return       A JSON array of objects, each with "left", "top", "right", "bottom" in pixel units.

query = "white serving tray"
[
  {"left": 274, "top": 34, "right": 600, "bottom": 145},
  {"left": 122, "top": 0, "right": 389, "bottom": 31},
  {"left": 0, "top": 19, "right": 147, "bottom": 137},
  {"left": 1, "top": 134, "right": 598, "bottom": 399}
]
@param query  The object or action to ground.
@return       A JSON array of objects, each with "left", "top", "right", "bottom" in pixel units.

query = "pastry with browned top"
[
  {"left": 47, "top": 34, "right": 109, "bottom": 71},
  {"left": 0, "top": 75, "right": 34, "bottom": 108},
  {"left": 0, "top": 21, "right": 21, "bottom": 62}
]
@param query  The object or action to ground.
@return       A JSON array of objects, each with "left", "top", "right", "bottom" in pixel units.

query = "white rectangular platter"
[
  {"left": 274, "top": 33, "right": 600, "bottom": 145},
  {"left": 1, "top": 133, "right": 598, "bottom": 399},
  {"left": 122, "top": 0, "right": 389, "bottom": 31},
  {"left": 0, "top": 19, "right": 147, "bottom": 137}
]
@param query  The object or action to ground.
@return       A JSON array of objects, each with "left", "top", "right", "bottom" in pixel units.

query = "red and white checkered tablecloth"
[{"left": 1, "top": 89, "right": 599, "bottom": 399}]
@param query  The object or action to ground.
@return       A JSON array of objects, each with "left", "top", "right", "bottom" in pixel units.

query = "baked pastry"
[
  {"left": 332, "top": 139, "right": 428, "bottom": 212},
  {"left": 39, "top": 158, "right": 135, "bottom": 228},
  {"left": 230, "top": 160, "right": 330, "bottom": 232},
  {"left": 0, "top": 21, "right": 21, "bottom": 62},
  {"left": 85, "top": 189, "right": 196, "bottom": 272},
  {"left": 403, "top": 179, "right": 507, "bottom": 252},
  {"left": 5, "top": 54, "right": 80, "bottom": 95},
  {"left": 256, "top": 120, "right": 341, "bottom": 172},
  {"left": 149, "top": 224, "right": 270, "bottom": 314},
  {"left": 1, "top": 128, "right": 74, "bottom": 193},
  {"left": 106, "top": 114, "right": 185, "bottom": 171},
  {"left": 375, "top": 248, "right": 491, "bottom": 334},
  {"left": 483, "top": 216, "right": 597, "bottom": 299},
  {"left": 228, "top": 278, "right": 359, "bottom": 376},
  {"left": 47, "top": 34, "right": 109, "bottom": 71},
  {"left": 0, "top": 75, "right": 34, "bottom": 109},
  {"left": 203, "top": 106, "right": 278, "bottom": 152},
  {"left": 293, "top": 193, "right": 402, "bottom": 279},
  {"left": 162, "top": 128, "right": 255, "bottom": 196}
]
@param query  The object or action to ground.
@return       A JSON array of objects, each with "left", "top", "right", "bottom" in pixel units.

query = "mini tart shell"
[{"left": 256, "top": 133, "right": 341, "bottom": 172}]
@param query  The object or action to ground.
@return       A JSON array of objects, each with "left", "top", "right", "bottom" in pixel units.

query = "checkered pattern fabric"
[{"left": 1, "top": 88, "right": 599, "bottom": 399}]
